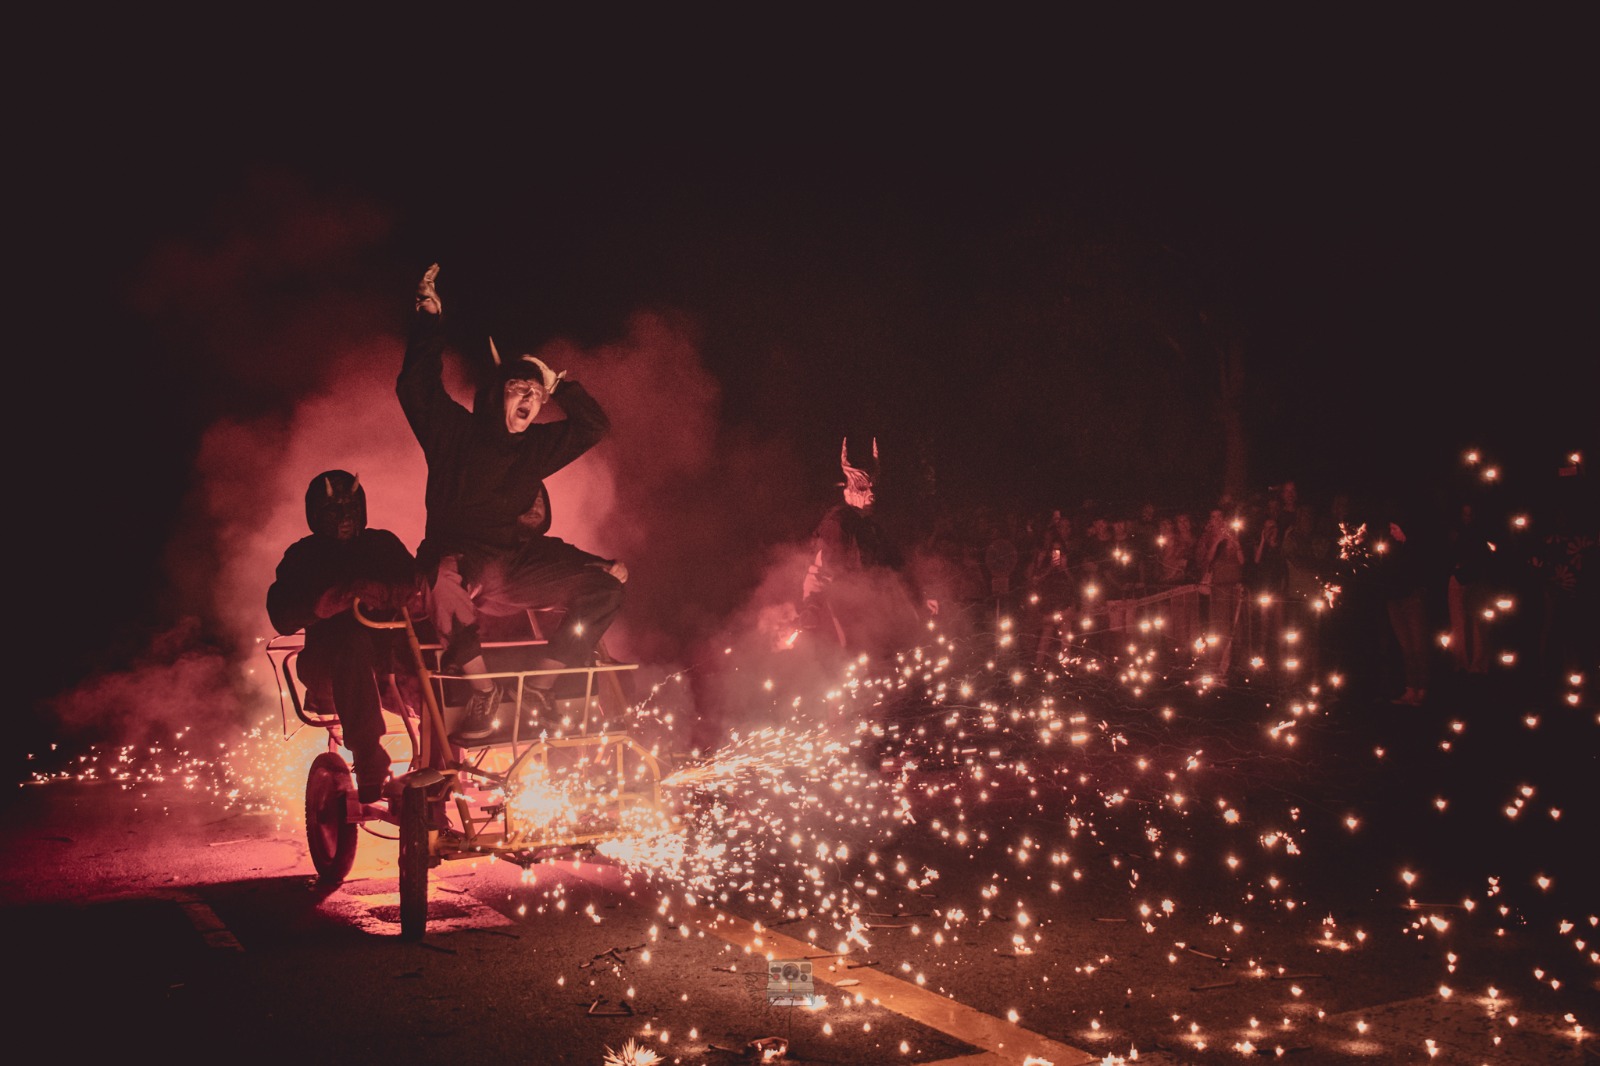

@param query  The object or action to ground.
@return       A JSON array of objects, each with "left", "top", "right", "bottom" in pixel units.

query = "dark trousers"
[
  {"left": 297, "top": 613, "right": 397, "bottom": 794},
  {"left": 1387, "top": 589, "right": 1431, "bottom": 691},
  {"left": 435, "top": 538, "right": 625, "bottom": 671}
]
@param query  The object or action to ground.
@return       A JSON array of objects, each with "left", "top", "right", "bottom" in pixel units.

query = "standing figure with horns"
[
  {"left": 400, "top": 264, "right": 628, "bottom": 743},
  {"left": 797, "top": 438, "right": 929, "bottom": 660}
]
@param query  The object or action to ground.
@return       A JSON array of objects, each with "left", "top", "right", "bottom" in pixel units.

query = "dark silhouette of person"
[
  {"left": 1374, "top": 506, "right": 1438, "bottom": 706},
  {"left": 797, "top": 438, "right": 928, "bottom": 660},
  {"left": 1197, "top": 506, "right": 1247, "bottom": 679},
  {"left": 1444, "top": 501, "right": 1496, "bottom": 675},
  {"left": 267, "top": 471, "right": 428, "bottom": 802},
  {"left": 1027, "top": 537, "right": 1079, "bottom": 667}
]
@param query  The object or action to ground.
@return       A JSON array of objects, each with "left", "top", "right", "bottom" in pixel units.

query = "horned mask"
[
  {"left": 840, "top": 438, "right": 879, "bottom": 509},
  {"left": 305, "top": 470, "right": 365, "bottom": 540}
]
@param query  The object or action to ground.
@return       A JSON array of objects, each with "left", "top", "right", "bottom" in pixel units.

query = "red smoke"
[{"left": 49, "top": 173, "right": 817, "bottom": 751}]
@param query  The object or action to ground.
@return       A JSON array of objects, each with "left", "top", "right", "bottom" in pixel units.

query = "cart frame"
[{"left": 264, "top": 600, "right": 661, "bottom": 939}]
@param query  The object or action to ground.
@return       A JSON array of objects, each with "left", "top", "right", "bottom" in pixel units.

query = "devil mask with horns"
[
  {"left": 840, "top": 438, "right": 878, "bottom": 510},
  {"left": 305, "top": 470, "right": 366, "bottom": 542}
]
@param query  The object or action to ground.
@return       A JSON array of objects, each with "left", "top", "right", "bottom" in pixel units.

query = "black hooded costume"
[
  {"left": 397, "top": 309, "right": 624, "bottom": 674},
  {"left": 267, "top": 471, "right": 425, "bottom": 802},
  {"left": 798, "top": 440, "right": 924, "bottom": 658}
]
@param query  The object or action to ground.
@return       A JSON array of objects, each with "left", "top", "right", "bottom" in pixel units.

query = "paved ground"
[{"left": 5, "top": 607, "right": 1596, "bottom": 1065}]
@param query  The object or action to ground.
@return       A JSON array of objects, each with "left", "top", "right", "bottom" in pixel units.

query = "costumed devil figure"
[
  {"left": 267, "top": 471, "right": 429, "bottom": 802},
  {"left": 796, "top": 438, "right": 929, "bottom": 660},
  {"left": 400, "top": 264, "right": 628, "bottom": 742}
]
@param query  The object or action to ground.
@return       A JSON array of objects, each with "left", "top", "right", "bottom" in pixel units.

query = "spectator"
[
  {"left": 1527, "top": 481, "right": 1598, "bottom": 685},
  {"left": 1131, "top": 501, "right": 1161, "bottom": 594},
  {"left": 1159, "top": 510, "right": 1200, "bottom": 652},
  {"left": 1282, "top": 502, "right": 1329, "bottom": 617},
  {"left": 1252, "top": 494, "right": 1288, "bottom": 662},
  {"left": 1277, "top": 480, "right": 1300, "bottom": 525},
  {"left": 1444, "top": 501, "right": 1496, "bottom": 675},
  {"left": 1374, "top": 507, "right": 1437, "bottom": 706},
  {"left": 1198, "top": 506, "right": 1248, "bottom": 679},
  {"left": 1027, "top": 536, "right": 1079, "bottom": 667}
]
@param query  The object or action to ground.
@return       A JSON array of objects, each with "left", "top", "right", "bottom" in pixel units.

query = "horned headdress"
[
  {"left": 488, "top": 335, "right": 562, "bottom": 391},
  {"left": 840, "top": 437, "right": 879, "bottom": 508},
  {"left": 304, "top": 469, "right": 366, "bottom": 538}
]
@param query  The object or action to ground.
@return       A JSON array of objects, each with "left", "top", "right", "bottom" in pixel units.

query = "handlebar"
[
  {"left": 350, "top": 598, "right": 451, "bottom": 769},
  {"left": 351, "top": 597, "right": 408, "bottom": 630}
]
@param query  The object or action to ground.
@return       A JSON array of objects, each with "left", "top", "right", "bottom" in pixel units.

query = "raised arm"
[{"left": 397, "top": 263, "right": 464, "bottom": 451}]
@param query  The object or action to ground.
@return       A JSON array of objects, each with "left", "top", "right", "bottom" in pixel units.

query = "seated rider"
[{"left": 267, "top": 470, "right": 429, "bottom": 803}]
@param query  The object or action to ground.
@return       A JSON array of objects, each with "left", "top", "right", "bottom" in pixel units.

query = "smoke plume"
[{"left": 45, "top": 172, "right": 821, "bottom": 757}]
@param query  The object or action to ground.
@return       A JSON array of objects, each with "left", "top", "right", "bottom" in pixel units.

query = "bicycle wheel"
[{"left": 305, "top": 751, "right": 358, "bottom": 883}]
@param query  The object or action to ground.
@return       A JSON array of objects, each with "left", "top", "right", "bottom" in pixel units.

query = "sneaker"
[{"left": 452, "top": 686, "right": 500, "bottom": 741}]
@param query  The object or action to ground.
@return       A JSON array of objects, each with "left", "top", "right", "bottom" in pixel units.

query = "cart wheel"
[
  {"left": 305, "top": 751, "right": 358, "bottom": 883},
  {"left": 398, "top": 784, "right": 431, "bottom": 940}
]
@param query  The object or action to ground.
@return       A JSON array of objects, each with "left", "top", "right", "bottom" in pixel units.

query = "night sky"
[{"left": 15, "top": 17, "right": 1593, "bottom": 756}]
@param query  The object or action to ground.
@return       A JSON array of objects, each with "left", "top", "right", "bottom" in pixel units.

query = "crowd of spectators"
[{"left": 892, "top": 467, "right": 1595, "bottom": 704}]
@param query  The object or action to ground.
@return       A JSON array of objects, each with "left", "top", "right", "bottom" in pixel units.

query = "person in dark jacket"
[
  {"left": 1374, "top": 504, "right": 1439, "bottom": 706},
  {"left": 1444, "top": 500, "right": 1496, "bottom": 675},
  {"left": 401, "top": 264, "right": 626, "bottom": 741},
  {"left": 267, "top": 470, "right": 428, "bottom": 802},
  {"left": 798, "top": 438, "right": 927, "bottom": 659}
]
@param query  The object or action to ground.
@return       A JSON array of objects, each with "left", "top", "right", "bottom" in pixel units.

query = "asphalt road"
[{"left": 4, "top": 623, "right": 1596, "bottom": 1066}]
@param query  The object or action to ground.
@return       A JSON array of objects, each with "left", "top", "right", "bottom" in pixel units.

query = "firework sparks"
[{"left": 21, "top": 447, "right": 1594, "bottom": 1065}]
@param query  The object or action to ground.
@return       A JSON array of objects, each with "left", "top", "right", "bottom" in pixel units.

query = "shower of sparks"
[
  {"left": 600, "top": 1037, "right": 662, "bottom": 1066},
  {"left": 18, "top": 446, "right": 1595, "bottom": 1063}
]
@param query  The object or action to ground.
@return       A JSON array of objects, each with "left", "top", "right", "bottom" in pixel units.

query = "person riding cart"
[
  {"left": 267, "top": 470, "right": 428, "bottom": 803},
  {"left": 400, "top": 264, "right": 628, "bottom": 743}
]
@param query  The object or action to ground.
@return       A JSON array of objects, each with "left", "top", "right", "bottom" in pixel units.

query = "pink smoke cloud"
[
  {"left": 51, "top": 173, "right": 823, "bottom": 753},
  {"left": 47, "top": 617, "right": 246, "bottom": 750}
]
